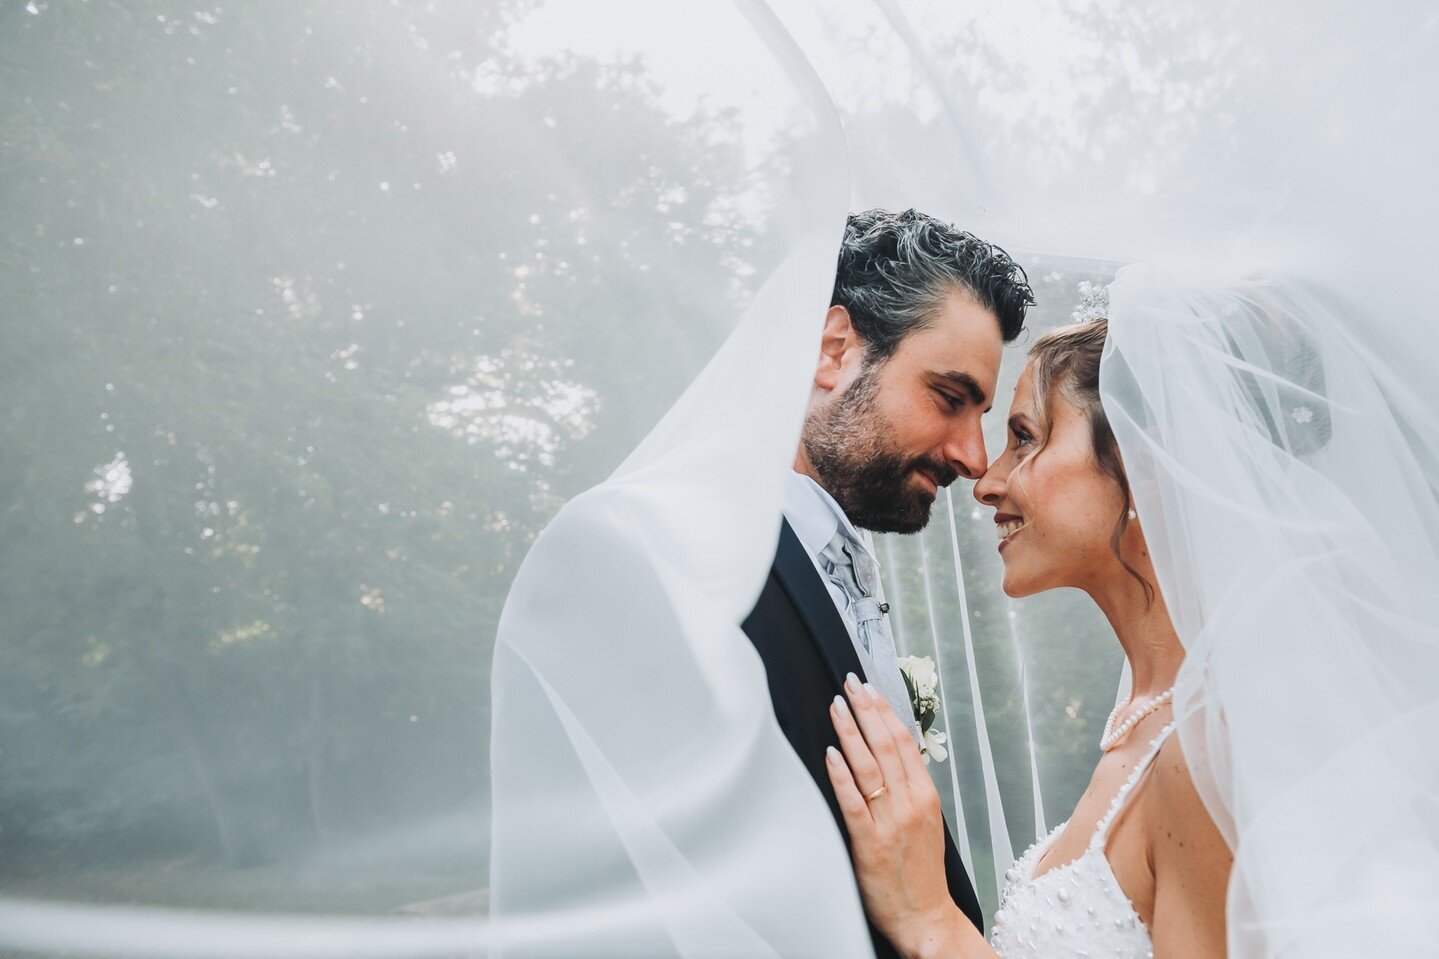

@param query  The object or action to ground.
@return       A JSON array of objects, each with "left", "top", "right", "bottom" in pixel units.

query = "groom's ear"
[{"left": 816, "top": 305, "right": 864, "bottom": 392}]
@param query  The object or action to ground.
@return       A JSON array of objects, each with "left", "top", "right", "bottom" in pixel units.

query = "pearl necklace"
[{"left": 1099, "top": 686, "right": 1175, "bottom": 752}]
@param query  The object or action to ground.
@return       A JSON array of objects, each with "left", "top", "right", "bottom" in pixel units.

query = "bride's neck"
[{"left": 1087, "top": 574, "right": 1184, "bottom": 700}]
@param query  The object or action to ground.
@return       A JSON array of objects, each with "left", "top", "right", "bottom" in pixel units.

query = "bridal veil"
[{"left": 2, "top": 1, "right": 1435, "bottom": 956}]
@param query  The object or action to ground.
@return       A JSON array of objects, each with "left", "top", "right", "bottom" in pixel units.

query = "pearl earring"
[{"left": 1127, "top": 507, "right": 1138, "bottom": 520}]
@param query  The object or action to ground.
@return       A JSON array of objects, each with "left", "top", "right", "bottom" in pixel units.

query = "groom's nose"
[{"left": 943, "top": 422, "right": 989, "bottom": 480}]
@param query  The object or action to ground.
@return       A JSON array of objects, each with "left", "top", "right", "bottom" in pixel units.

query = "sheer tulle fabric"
[
  {"left": 3, "top": 1, "right": 1437, "bottom": 957},
  {"left": 488, "top": 233, "right": 876, "bottom": 958},
  {"left": 1101, "top": 270, "right": 1439, "bottom": 956}
]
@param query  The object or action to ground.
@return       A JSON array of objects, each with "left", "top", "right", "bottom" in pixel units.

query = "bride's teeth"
[{"left": 996, "top": 520, "right": 1027, "bottom": 540}]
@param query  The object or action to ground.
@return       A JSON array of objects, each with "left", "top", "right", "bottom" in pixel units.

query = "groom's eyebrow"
[{"left": 934, "top": 370, "right": 987, "bottom": 408}]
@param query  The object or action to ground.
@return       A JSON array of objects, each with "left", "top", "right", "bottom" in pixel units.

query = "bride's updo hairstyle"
[{"left": 1025, "top": 317, "right": 1155, "bottom": 602}]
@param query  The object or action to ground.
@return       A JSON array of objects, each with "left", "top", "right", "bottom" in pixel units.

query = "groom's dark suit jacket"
[{"left": 742, "top": 519, "right": 983, "bottom": 957}]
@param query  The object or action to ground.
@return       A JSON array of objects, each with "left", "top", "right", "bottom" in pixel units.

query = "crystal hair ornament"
[{"left": 1071, "top": 281, "right": 1111, "bottom": 324}]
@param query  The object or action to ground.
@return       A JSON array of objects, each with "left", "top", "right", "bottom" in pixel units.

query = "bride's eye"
[{"left": 1012, "top": 428, "right": 1034, "bottom": 449}]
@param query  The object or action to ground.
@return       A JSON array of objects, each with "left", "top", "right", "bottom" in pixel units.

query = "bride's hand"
[{"left": 826, "top": 674, "right": 972, "bottom": 959}]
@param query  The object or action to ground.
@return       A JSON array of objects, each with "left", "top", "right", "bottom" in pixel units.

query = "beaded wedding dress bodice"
[{"left": 990, "top": 723, "right": 1176, "bottom": 959}]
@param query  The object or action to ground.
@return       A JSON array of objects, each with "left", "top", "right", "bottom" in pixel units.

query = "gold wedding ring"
[{"left": 864, "top": 784, "right": 888, "bottom": 802}]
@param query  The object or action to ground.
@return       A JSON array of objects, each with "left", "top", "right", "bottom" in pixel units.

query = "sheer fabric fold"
[
  {"left": 1100, "top": 269, "right": 1439, "bottom": 956},
  {"left": 488, "top": 232, "right": 876, "bottom": 958}
]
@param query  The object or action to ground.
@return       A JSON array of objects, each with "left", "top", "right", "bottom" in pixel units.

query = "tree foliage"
[{"left": 0, "top": 0, "right": 756, "bottom": 897}]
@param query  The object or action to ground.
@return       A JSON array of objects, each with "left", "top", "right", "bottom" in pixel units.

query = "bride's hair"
[
  {"left": 831, "top": 208, "right": 1034, "bottom": 358},
  {"left": 1027, "top": 318, "right": 1155, "bottom": 603}
]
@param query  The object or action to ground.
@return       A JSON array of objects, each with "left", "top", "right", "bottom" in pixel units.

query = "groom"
[{"left": 742, "top": 209, "right": 1032, "bottom": 955}]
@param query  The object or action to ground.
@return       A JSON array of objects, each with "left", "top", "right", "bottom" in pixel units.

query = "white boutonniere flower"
[{"left": 897, "top": 654, "right": 948, "bottom": 764}]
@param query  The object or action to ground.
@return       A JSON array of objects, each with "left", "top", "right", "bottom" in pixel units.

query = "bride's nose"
[{"left": 973, "top": 458, "right": 1007, "bottom": 507}]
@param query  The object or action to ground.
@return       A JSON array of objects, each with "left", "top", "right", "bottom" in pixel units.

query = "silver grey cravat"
[{"left": 819, "top": 531, "right": 918, "bottom": 735}]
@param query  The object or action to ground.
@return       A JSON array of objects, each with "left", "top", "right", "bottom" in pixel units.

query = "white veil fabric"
[
  {"left": 486, "top": 232, "right": 877, "bottom": 957},
  {"left": 1101, "top": 270, "right": 1439, "bottom": 956},
  {"left": 4, "top": 0, "right": 1438, "bottom": 957},
  {"left": 484, "top": 4, "right": 879, "bottom": 953}
]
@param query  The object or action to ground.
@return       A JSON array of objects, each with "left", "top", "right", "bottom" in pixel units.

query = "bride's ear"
[{"left": 815, "top": 305, "right": 860, "bottom": 391}]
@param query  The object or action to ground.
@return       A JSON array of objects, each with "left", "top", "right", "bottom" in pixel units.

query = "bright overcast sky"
[{"left": 504, "top": 0, "right": 1086, "bottom": 120}]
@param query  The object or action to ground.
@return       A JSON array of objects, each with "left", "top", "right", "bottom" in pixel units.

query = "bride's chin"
[{"left": 1000, "top": 570, "right": 1040, "bottom": 599}]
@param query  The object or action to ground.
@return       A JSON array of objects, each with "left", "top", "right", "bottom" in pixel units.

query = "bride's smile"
[
  {"left": 992, "top": 512, "right": 1026, "bottom": 547},
  {"left": 975, "top": 343, "right": 1149, "bottom": 602}
]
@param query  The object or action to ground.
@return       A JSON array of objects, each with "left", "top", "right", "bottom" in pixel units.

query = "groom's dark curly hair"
[{"left": 832, "top": 209, "right": 1033, "bottom": 357}]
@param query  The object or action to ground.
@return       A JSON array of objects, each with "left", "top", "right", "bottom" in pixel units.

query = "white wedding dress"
[{"left": 990, "top": 723, "right": 1176, "bottom": 959}]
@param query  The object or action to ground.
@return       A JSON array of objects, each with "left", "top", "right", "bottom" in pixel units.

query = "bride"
[{"left": 824, "top": 271, "right": 1439, "bottom": 958}]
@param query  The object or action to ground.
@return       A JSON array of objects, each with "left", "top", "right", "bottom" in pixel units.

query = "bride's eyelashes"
[{"left": 1006, "top": 413, "right": 1036, "bottom": 452}]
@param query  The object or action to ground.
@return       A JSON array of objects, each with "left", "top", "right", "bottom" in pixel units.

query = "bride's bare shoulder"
[
  {"left": 1146, "top": 733, "right": 1233, "bottom": 956},
  {"left": 1150, "top": 734, "right": 1231, "bottom": 858}
]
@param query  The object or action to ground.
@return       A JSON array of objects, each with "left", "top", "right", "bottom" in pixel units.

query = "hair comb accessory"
[{"left": 1071, "top": 280, "right": 1110, "bottom": 324}]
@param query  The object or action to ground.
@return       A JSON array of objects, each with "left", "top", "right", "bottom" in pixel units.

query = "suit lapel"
[{"left": 773, "top": 519, "right": 867, "bottom": 687}]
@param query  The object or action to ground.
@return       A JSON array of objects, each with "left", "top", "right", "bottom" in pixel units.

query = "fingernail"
[
  {"left": 832, "top": 694, "right": 850, "bottom": 715},
  {"left": 863, "top": 682, "right": 880, "bottom": 701},
  {"left": 826, "top": 746, "right": 841, "bottom": 764},
  {"left": 845, "top": 672, "right": 861, "bottom": 693}
]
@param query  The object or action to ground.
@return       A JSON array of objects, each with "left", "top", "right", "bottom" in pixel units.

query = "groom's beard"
[{"left": 802, "top": 363, "right": 959, "bottom": 534}]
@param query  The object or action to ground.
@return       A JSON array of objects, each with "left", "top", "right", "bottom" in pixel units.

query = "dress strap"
[{"left": 1088, "top": 721, "right": 1177, "bottom": 850}]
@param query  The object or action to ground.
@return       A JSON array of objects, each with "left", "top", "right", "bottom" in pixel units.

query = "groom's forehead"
[
  {"left": 919, "top": 291, "right": 1001, "bottom": 351},
  {"left": 897, "top": 312, "right": 1003, "bottom": 381}
]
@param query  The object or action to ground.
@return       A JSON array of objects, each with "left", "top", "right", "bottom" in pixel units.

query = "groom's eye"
[{"left": 935, "top": 389, "right": 963, "bottom": 410}]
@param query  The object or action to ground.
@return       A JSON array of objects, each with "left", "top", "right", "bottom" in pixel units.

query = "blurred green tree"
[{"left": 0, "top": 0, "right": 758, "bottom": 894}]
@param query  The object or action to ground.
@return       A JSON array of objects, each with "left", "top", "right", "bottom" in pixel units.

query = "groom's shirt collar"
[
  {"left": 783, "top": 470, "right": 867, "bottom": 559},
  {"left": 782, "top": 470, "right": 868, "bottom": 649}
]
